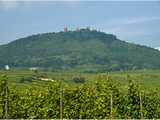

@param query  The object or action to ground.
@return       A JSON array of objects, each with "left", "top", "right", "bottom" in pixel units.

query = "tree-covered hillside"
[{"left": 0, "top": 28, "right": 160, "bottom": 71}]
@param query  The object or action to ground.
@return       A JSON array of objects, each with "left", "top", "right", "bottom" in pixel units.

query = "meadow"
[{"left": 1, "top": 69, "right": 160, "bottom": 88}]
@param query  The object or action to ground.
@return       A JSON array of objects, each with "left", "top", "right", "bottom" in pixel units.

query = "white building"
[
  {"left": 29, "top": 67, "right": 38, "bottom": 71},
  {"left": 5, "top": 65, "right": 10, "bottom": 70}
]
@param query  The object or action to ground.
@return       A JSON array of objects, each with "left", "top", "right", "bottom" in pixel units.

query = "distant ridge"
[{"left": 0, "top": 28, "right": 160, "bottom": 72}]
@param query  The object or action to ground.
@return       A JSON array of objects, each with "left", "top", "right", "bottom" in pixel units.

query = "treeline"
[{"left": 0, "top": 75, "right": 160, "bottom": 119}]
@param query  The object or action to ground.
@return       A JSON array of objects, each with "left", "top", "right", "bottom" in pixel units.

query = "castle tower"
[
  {"left": 64, "top": 27, "right": 68, "bottom": 32},
  {"left": 76, "top": 27, "right": 80, "bottom": 32}
]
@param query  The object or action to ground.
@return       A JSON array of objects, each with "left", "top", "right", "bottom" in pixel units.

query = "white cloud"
[
  {"left": 0, "top": 1, "right": 19, "bottom": 10},
  {"left": 119, "top": 17, "right": 160, "bottom": 25},
  {"left": 105, "top": 16, "right": 160, "bottom": 27},
  {"left": 99, "top": 16, "right": 160, "bottom": 47},
  {"left": 0, "top": 1, "right": 82, "bottom": 11},
  {"left": 101, "top": 16, "right": 160, "bottom": 36}
]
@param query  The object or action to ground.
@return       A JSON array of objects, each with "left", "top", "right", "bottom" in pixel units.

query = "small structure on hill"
[
  {"left": 40, "top": 77, "right": 55, "bottom": 82},
  {"left": 64, "top": 27, "right": 68, "bottom": 32},
  {"left": 29, "top": 67, "right": 38, "bottom": 71},
  {"left": 4, "top": 65, "right": 10, "bottom": 71},
  {"left": 76, "top": 27, "right": 80, "bottom": 32}
]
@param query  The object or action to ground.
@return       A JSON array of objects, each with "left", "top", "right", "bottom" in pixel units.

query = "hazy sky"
[{"left": 0, "top": 1, "right": 160, "bottom": 47}]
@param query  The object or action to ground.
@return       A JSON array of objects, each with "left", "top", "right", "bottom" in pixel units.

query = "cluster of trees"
[{"left": 0, "top": 75, "right": 160, "bottom": 119}]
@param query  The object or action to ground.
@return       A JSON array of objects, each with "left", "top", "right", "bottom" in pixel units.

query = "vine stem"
[
  {"left": 110, "top": 92, "right": 113, "bottom": 120},
  {"left": 140, "top": 92, "right": 143, "bottom": 119},
  {"left": 5, "top": 81, "right": 8, "bottom": 119},
  {"left": 60, "top": 79, "right": 63, "bottom": 120}
]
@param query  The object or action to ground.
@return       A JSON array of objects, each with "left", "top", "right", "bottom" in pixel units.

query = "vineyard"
[{"left": 0, "top": 70, "right": 160, "bottom": 119}]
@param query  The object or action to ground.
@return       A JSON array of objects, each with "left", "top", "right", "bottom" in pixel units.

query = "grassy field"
[{"left": 0, "top": 69, "right": 160, "bottom": 89}]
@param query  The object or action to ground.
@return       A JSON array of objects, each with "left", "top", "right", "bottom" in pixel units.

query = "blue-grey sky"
[{"left": 0, "top": 1, "right": 160, "bottom": 48}]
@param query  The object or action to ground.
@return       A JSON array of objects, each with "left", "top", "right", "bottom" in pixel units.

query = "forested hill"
[{"left": 0, "top": 28, "right": 160, "bottom": 72}]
